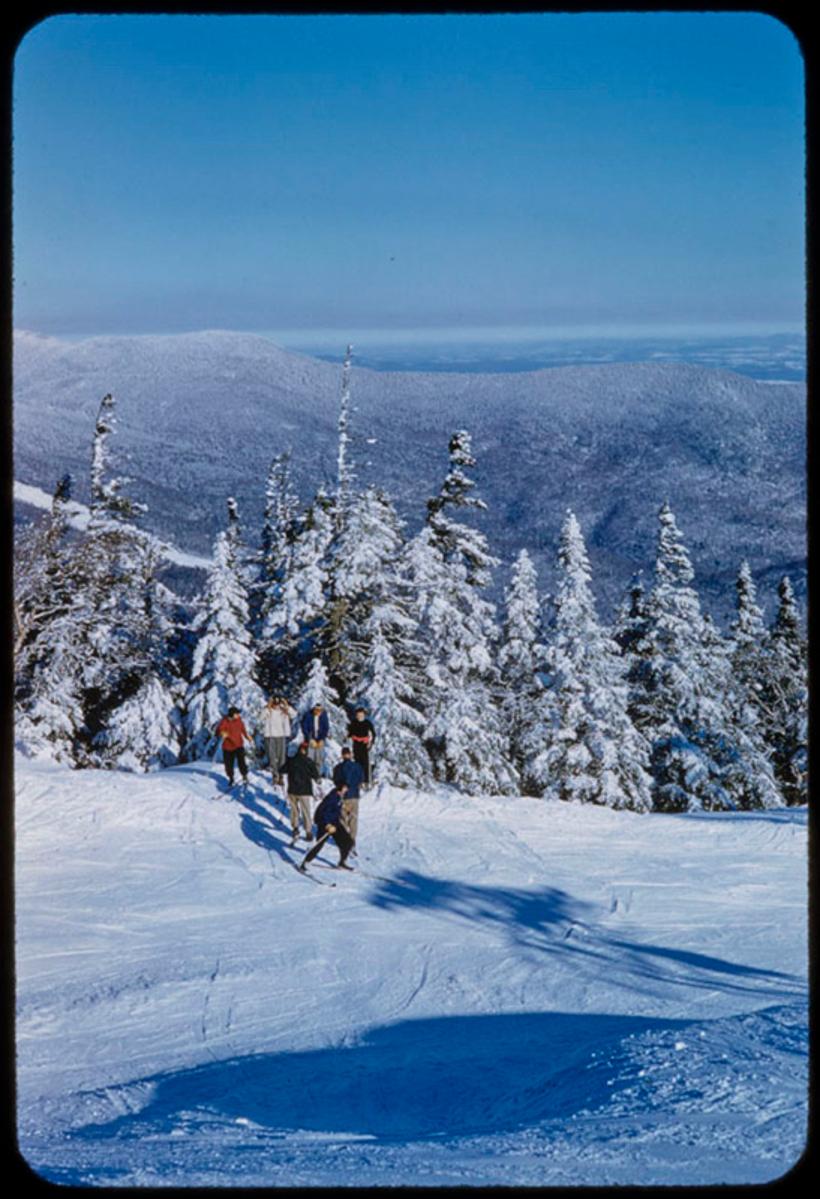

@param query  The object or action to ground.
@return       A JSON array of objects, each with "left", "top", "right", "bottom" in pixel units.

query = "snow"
[{"left": 15, "top": 753, "right": 807, "bottom": 1186}]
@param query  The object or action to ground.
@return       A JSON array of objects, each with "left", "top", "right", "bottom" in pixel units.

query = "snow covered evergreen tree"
[
  {"left": 498, "top": 549, "right": 545, "bottom": 788},
  {"left": 355, "top": 596, "right": 432, "bottom": 789},
  {"left": 14, "top": 474, "right": 86, "bottom": 762},
  {"left": 634, "top": 504, "right": 782, "bottom": 811},
  {"left": 411, "top": 433, "right": 518, "bottom": 794},
  {"left": 184, "top": 513, "right": 264, "bottom": 761},
  {"left": 335, "top": 344, "right": 356, "bottom": 533},
  {"left": 17, "top": 396, "right": 181, "bottom": 769},
  {"left": 255, "top": 451, "right": 302, "bottom": 688},
  {"left": 726, "top": 560, "right": 771, "bottom": 738},
  {"left": 77, "top": 393, "right": 171, "bottom": 754},
  {"left": 14, "top": 473, "right": 73, "bottom": 667},
  {"left": 530, "top": 511, "right": 652, "bottom": 811},
  {"left": 93, "top": 569, "right": 184, "bottom": 771},
  {"left": 614, "top": 572, "right": 652, "bottom": 658},
  {"left": 426, "top": 429, "right": 495, "bottom": 586},
  {"left": 325, "top": 486, "right": 406, "bottom": 694},
  {"left": 262, "top": 489, "right": 334, "bottom": 692},
  {"left": 258, "top": 451, "right": 299, "bottom": 609},
  {"left": 758, "top": 576, "right": 808, "bottom": 805},
  {"left": 89, "top": 393, "right": 144, "bottom": 525},
  {"left": 405, "top": 526, "right": 517, "bottom": 795}
]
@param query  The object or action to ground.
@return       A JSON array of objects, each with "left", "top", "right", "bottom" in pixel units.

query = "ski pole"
[{"left": 299, "top": 829, "right": 332, "bottom": 869}]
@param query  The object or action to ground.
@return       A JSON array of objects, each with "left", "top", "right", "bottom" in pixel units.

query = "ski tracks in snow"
[{"left": 15, "top": 758, "right": 809, "bottom": 1187}]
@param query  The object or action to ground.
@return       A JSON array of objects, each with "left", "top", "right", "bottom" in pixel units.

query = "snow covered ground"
[{"left": 15, "top": 753, "right": 807, "bottom": 1187}]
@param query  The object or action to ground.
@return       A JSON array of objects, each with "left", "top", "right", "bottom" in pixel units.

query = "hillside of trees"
[{"left": 14, "top": 352, "right": 808, "bottom": 812}]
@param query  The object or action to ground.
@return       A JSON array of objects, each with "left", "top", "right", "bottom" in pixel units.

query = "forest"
[{"left": 14, "top": 351, "right": 808, "bottom": 812}]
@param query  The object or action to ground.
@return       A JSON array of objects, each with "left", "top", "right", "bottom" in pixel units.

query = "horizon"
[
  {"left": 13, "top": 321, "right": 806, "bottom": 384},
  {"left": 13, "top": 319, "right": 806, "bottom": 345}
]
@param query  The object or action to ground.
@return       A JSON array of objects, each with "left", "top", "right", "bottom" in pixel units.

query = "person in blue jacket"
[
  {"left": 300, "top": 703, "right": 330, "bottom": 776},
  {"left": 333, "top": 746, "right": 364, "bottom": 848},
  {"left": 299, "top": 784, "right": 353, "bottom": 871}
]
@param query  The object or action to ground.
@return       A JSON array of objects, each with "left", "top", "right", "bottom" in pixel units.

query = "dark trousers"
[
  {"left": 223, "top": 747, "right": 248, "bottom": 784},
  {"left": 352, "top": 742, "right": 371, "bottom": 785},
  {"left": 303, "top": 823, "right": 353, "bottom": 866}
]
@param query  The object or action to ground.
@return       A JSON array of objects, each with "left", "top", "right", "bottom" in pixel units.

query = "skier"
[
  {"left": 301, "top": 702, "right": 330, "bottom": 777},
  {"left": 259, "top": 693, "right": 296, "bottom": 786},
  {"left": 333, "top": 746, "right": 364, "bottom": 848},
  {"left": 347, "top": 706, "right": 376, "bottom": 787},
  {"left": 281, "top": 740, "right": 320, "bottom": 844},
  {"left": 215, "top": 706, "right": 251, "bottom": 789},
  {"left": 299, "top": 783, "right": 353, "bottom": 871}
]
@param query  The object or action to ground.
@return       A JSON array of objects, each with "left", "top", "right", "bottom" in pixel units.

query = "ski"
[{"left": 289, "top": 861, "right": 335, "bottom": 886}]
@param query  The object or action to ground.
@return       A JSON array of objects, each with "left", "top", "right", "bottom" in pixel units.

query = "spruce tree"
[
  {"left": 427, "top": 429, "right": 495, "bottom": 586},
  {"left": 531, "top": 511, "right": 653, "bottom": 811},
  {"left": 326, "top": 486, "right": 406, "bottom": 693},
  {"left": 498, "top": 549, "right": 546, "bottom": 788},
  {"left": 14, "top": 475, "right": 86, "bottom": 762},
  {"left": 356, "top": 599, "right": 432, "bottom": 789},
  {"left": 637, "top": 504, "right": 782, "bottom": 811},
  {"left": 726, "top": 561, "right": 770, "bottom": 742},
  {"left": 759, "top": 576, "right": 808, "bottom": 804},
  {"left": 93, "top": 570, "right": 185, "bottom": 771},
  {"left": 418, "top": 432, "right": 516, "bottom": 793},
  {"left": 335, "top": 344, "right": 356, "bottom": 532},
  {"left": 406, "top": 525, "right": 517, "bottom": 795},
  {"left": 184, "top": 517, "right": 264, "bottom": 761},
  {"left": 262, "top": 490, "right": 334, "bottom": 691},
  {"left": 17, "top": 395, "right": 180, "bottom": 768},
  {"left": 259, "top": 452, "right": 299, "bottom": 604}
]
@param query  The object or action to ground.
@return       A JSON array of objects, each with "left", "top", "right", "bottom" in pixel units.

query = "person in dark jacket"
[
  {"left": 333, "top": 747, "right": 364, "bottom": 846},
  {"left": 347, "top": 707, "right": 376, "bottom": 786},
  {"left": 300, "top": 703, "right": 330, "bottom": 777},
  {"left": 281, "top": 741, "right": 320, "bottom": 843},
  {"left": 299, "top": 784, "right": 353, "bottom": 870}
]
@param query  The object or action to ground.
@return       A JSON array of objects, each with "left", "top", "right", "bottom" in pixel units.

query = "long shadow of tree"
[
  {"left": 366, "top": 870, "right": 804, "bottom": 1002},
  {"left": 70, "top": 1008, "right": 693, "bottom": 1147},
  {"left": 228, "top": 779, "right": 802, "bottom": 1004}
]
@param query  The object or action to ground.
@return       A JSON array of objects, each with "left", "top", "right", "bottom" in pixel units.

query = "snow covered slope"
[
  {"left": 13, "top": 329, "right": 806, "bottom": 619},
  {"left": 15, "top": 754, "right": 807, "bottom": 1186}
]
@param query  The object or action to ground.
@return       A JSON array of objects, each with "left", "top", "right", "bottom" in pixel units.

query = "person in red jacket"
[{"left": 216, "top": 706, "right": 251, "bottom": 788}]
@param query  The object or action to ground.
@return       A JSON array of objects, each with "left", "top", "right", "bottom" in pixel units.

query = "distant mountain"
[{"left": 13, "top": 329, "right": 806, "bottom": 622}]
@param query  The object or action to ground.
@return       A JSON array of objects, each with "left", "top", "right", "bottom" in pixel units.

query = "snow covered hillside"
[
  {"left": 15, "top": 754, "right": 807, "bottom": 1187},
  {"left": 13, "top": 329, "right": 806, "bottom": 619}
]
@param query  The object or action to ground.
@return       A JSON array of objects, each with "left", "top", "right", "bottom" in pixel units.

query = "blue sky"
[{"left": 13, "top": 11, "right": 805, "bottom": 341}]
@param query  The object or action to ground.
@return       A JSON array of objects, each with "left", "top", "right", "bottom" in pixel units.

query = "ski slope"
[{"left": 15, "top": 754, "right": 807, "bottom": 1187}]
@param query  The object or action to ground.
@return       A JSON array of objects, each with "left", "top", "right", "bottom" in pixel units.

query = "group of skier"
[{"left": 214, "top": 695, "right": 376, "bottom": 873}]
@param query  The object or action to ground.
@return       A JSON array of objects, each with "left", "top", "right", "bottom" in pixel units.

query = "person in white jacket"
[{"left": 259, "top": 694, "right": 296, "bottom": 785}]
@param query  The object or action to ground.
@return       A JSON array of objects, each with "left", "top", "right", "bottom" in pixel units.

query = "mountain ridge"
[{"left": 13, "top": 329, "right": 806, "bottom": 620}]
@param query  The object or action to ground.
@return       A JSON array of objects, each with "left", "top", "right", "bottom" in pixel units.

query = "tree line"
[{"left": 14, "top": 352, "right": 808, "bottom": 811}]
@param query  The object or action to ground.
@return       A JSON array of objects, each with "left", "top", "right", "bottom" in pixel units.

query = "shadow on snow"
[
  {"left": 63, "top": 780, "right": 805, "bottom": 1154},
  {"left": 225, "top": 776, "right": 803, "bottom": 1005},
  {"left": 71, "top": 1008, "right": 690, "bottom": 1145},
  {"left": 365, "top": 870, "right": 803, "bottom": 1002}
]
